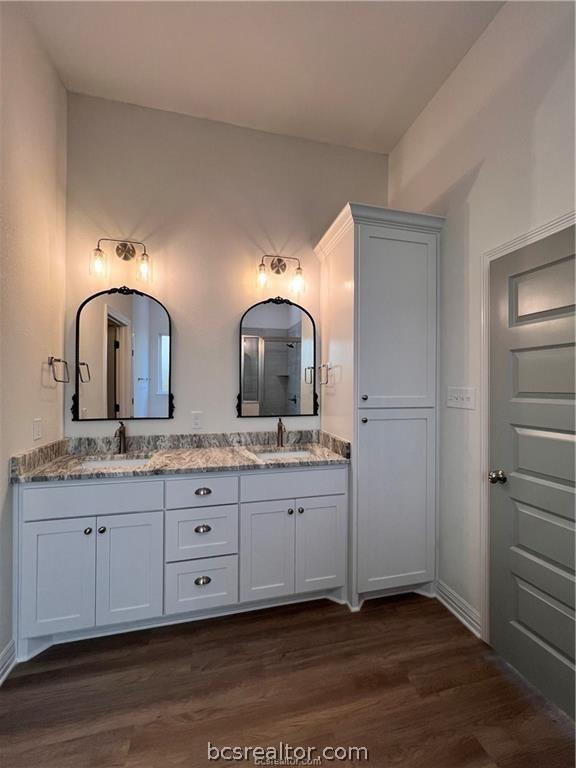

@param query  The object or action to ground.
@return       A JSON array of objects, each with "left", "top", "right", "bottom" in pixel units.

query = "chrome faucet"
[
  {"left": 115, "top": 421, "right": 127, "bottom": 454},
  {"left": 276, "top": 418, "right": 286, "bottom": 448}
]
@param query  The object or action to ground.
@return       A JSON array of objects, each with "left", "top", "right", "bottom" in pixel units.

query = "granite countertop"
[{"left": 12, "top": 443, "right": 349, "bottom": 483}]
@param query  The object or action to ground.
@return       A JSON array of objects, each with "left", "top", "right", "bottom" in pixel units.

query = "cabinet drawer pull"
[
  {"left": 84, "top": 527, "right": 93, "bottom": 536},
  {"left": 194, "top": 576, "right": 212, "bottom": 586},
  {"left": 98, "top": 526, "right": 107, "bottom": 534},
  {"left": 361, "top": 395, "right": 368, "bottom": 401},
  {"left": 298, "top": 507, "right": 304, "bottom": 514},
  {"left": 194, "top": 487, "right": 212, "bottom": 496},
  {"left": 194, "top": 524, "right": 212, "bottom": 534},
  {"left": 361, "top": 417, "right": 368, "bottom": 423},
  {"left": 288, "top": 508, "right": 294, "bottom": 515}
]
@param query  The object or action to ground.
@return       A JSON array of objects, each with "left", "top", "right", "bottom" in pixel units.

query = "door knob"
[{"left": 488, "top": 469, "right": 507, "bottom": 484}]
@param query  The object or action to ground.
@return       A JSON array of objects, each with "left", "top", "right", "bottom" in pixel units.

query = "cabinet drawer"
[
  {"left": 165, "top": 476, "right": 238, "bottom": 509},
  {"left": 165, "top": 555, "right": 238, "bottom": 615},
  {"left": 22, "top": 481, "right": 164, "bottom": 522},
  {"left": 165, "top": 505, "right": 238, "bottom": 562},
  {"left": 241, "top": 468, "right": 347, "bottom": 503}
]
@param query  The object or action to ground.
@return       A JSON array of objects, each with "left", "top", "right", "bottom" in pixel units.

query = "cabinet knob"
[
  {"left": 298, "top": 507, "right": 304, "bottom": 514},
  {"left": 98, "top": 526, "right": 107, "bottom": 534},
  {"left": 488, "top": 469, "right": 507, "bottom": 484},
  {"left": 194, "top": 524, "right": 212, "bottom": 534},
  {"left": 83, "top": 527, "right": 92, "bottom": 536},
  {"left": 195, "top": 487, "right": 212, "bottom": 496},
  {"left": 361, "top": 395, "right": 368, "bottom": 401},
  {"left": 288, "top": 508, "right": 294, "bottom": 515},
  {"left": 194, "top": 576, "right": 212, "bottom": 586},
  {"left": 361, "top": 417, "right": 368, "bottom": 424}
]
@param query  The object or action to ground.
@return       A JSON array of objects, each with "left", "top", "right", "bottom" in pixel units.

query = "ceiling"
[{"left": 24, "top": 1, "right": 502, "bottom": 154}]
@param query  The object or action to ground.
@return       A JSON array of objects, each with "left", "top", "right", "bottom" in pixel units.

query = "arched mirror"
[
  {"left": 237, "top": 297, "right": 318, "bottom": 417},
  {"left": 72, "top": 286, "right": 174, "bottom": 420}
]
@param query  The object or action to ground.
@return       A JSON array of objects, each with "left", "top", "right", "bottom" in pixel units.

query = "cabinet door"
[
  {"left": 240, "top": 501, "right": 295, "bottom": 602},
  {"left": 96, "top": 511, "right": 163, "bottom": 626},
  {"left": 295, "top": 495, "right": 346, "bottom": 594},
  {"left": 358, "top": 410, "right": 435, "bottom": 592},
  {"left": 21, "top": 517, "right": 96, "bottom": 637},
  {"left": 357, "top": 224, "right": 436, "bottom": 408}
]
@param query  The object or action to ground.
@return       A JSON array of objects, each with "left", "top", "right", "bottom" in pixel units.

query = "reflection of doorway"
[{"left": 103, "top": 306, "right": 132, "bottom": 418}]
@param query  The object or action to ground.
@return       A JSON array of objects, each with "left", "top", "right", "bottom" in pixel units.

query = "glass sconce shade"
[
  {"left": 257, "top": 262, "right": 268, "bottom": 287},
  {"left": 89, "top": 247, "right": 107, "bottom": 277},
  {"left": 291, "top": 266, "right": 305, "bottom": 295},
  {"left": 136, "top": 252, "right": 152, "bottom": 283}
]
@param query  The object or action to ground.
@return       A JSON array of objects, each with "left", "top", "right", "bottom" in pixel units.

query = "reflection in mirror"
[
  {"left": 238, "top": 297, "right": 317, "bottom": 417},
  {"left": 73, "top": 287, "right": 173, "bottom": 420}
]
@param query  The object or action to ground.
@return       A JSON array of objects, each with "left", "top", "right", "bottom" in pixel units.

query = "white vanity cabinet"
[
  {"left": 20, "top": 509, "right": 163, "bottom": 638},
  {"left": 240, "top": 494, "right": 346, "bottom": 601},
  {"left": 14, "top": 465, "right": 348, "bottom": 660},
  {"left": 316, "top": 204, "right": 443, "bottom": 602}
]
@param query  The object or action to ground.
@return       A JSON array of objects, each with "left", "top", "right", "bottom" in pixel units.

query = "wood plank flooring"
[{"left": 1, "top": 595, "right": 573, "bottom": 767}]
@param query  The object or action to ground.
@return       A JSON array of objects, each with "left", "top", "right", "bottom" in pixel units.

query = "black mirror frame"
[
  {"left": 71, "top": 285, "right": 175, "bottom": 421},
  {"left": 236, "top": 296, "right": 319, "bottom": 418}
]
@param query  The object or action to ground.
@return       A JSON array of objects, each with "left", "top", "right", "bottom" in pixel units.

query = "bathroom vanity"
[{"left": 11, "top": 442, "right": 349, "bottom": 661}]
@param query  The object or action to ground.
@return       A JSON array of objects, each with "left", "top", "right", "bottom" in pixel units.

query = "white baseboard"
[
  {"left": 435, "top": 580, "right": 481, "bottom": 638},
  {"left": 0, "top": 640, "right": 16, "bottom": 686}
]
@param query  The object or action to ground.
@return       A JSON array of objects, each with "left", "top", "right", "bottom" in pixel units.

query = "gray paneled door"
[{"left": 490, "top": 226, "right": 575, "bottom": 717}]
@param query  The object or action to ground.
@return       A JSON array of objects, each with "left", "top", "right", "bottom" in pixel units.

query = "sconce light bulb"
[
  {"left": 136, "top": 252, "right": 152, "bottom": 283},
  {"left": 291, "top": 266, "right": 304, "bottom": 294},
  {"left": 89, "top": 247, "right": 106, "bottom": 277},
  {"left": 257, "top": 263, "right": 268, "bottom": 287}
]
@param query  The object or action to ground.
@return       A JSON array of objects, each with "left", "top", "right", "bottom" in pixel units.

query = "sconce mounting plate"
[
  {"left": 115, "top": 242, "right": 137, "bottom": 261},
  {"left": 270, "top": 257, "right": 287, "bottom": 275}
]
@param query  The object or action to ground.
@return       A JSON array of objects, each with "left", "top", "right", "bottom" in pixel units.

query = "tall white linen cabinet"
[{"left": 315, "top": 204, "right": 444, "bottom": 606}]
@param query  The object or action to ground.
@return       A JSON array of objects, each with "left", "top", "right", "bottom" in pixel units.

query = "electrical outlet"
[
  {"left": 190, "top": 411, "right": 203, "bottom": 429},
  {"left": 447, "top": 386, "right": 477, "bottom": 410},
  {"left": 32, "top": 417, "right": 42, "bottom": 441}
]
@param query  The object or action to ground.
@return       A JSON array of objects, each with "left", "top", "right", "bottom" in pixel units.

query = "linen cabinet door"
[
  {"left": 21, "top": 517, "right": 96, "bottom": 637},
  {"left": 357, "top": 224, "right": 437, "bottom": 408},
  {"left": 295, "top": 495, "right": 347, "bottom": 594},
  {"left": 96, "top": 511, "right": 163, "bottom": 626},
  {"left": 240, "top": 500, "right": 295, "bottom": 602},
  {"left": 357, "top": 410, "right": 435, "bottom": 592}
]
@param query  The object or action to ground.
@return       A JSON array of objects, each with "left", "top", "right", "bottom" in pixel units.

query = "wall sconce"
[
  {"left": 90, "top": 238, "right": 153, "bottom": 283},
  {"left": 257, "top": 255, "right": 305, "bottom": 295}
]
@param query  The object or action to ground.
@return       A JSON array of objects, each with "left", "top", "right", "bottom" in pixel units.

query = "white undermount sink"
[
  {"left": 252, "top": 449, "right": 313, "bottom": 461},
  {"left": 80, "top": 457, "right": 151, "bottom": 470}
]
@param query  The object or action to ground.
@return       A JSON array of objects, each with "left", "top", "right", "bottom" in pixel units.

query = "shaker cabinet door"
[
  {"left": 21, "top": 517, "right": 97, "bottom": 637},
  {"left": 240, "top": 500, "right": 296, "bottom": 602},
  {"left": 357, "top": 224, "right": 436, "bottom": 408},
  {"left": 96, "top": 511, "right": 163, "bottom": 626},
  {"left": 357, "top": 410, "right": 435, "bottom": 592},
  {"left": 295, "top": 495, "right": 347, "bottom": 594}
]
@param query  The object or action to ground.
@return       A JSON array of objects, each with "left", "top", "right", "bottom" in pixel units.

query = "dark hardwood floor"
[{"left": 1, "top": 595, "right": 573, "bottom": 767}]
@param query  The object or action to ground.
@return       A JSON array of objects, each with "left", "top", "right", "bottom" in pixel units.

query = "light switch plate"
[
  {"left": 447, "top": 386, "right": 477, "bottom": 410},
  {"left": 32, "top": 417, "right": 42, "bottom": 441},
  {"left": 190, "top": 411, "right": 203, "bottom": 429}
]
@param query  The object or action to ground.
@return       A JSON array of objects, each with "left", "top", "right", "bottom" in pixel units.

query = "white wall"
[
  {"left": 0, "top": 5, "right": 67, "bottom": 652},
  {"left": 65, "top": 94, "right": 388, "bottom": 437},
  {"left": 388, "top": 2, "right": 575, "bottom": 617}
]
